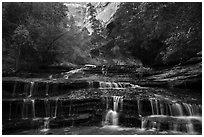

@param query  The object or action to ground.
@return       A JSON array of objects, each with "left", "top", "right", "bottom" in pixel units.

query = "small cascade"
[
  {"left": 141, "top": 115, "right": 202, "bottom": 134},
  {"left": 148, "top": 98, "right": 201, "bottom": 116},
  {"left": 150, "top": 99, "right": 154, "bottom": 115},
  {"left": 28, "top": 82, "right": 35, "bottom": 97},
  {"left": 105, "top": 110, "right": 118, "bottom": 126},
  {"left": 141, "top": 98, "right": 202, "bottom": 134},
  {"left": 155, "top": 99, "right": 159, "bottom": 115},
  {"left": 45, "top": 82, "right": 49, "bottom": 96},
  {"left": 44, "top": 99, "right": 50, "bottom": 118},
  {"left": 99, "top": 82, "right": 140, "bottom": 89},
  {"left": 137, "top": 99, "right": 141, "bottom": 116},
  {"left": 22, "top": 99, "right": 30, "bottom": 119},
  {"left": 31, "top": 99, "right": 35, "bottom": 119},
  {"left": 40, "top": 118, "right": 50, "bottom": 132},
  {"left": 172, "top": 103, "right": 183, "bottom": 116},
  {"left": 113, "top": 96, "right": 122, "bottom": 111},
  {"left": 88, "top": 81, "right": 93, "bottom": 88},
  {"left": 104, "top": 96, "right": 123, "bottom": 126},
  {"left": 53, "top": 98, "right": 59, "bottom": 119}
]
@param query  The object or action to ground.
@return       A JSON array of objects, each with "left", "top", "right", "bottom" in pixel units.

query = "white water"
[
  {"left": 44, "top": 98, "right": 49, "bottom": 117},
  {"left": 99, "top": 82, "right": 141, "bottom": 89},
  {"left": 31, "top": 99, "right": 35, "bottom": 119},
  {"left": 53, "top": 98, "right": 59, "bottom": 118},
  {"left": 28, "top": 82, "right": 34, "bottom": 97},
  {"left": 149, "top": 99, "right": 201, "bottom": 116},
  {"left": 45, "top": 82, "right": 49, "bottom": 96},
  {"left": 88, "top": 81, "right": 93, "bottom": 88},
  {"left": 22, "top": 99, "right": 30, "bottom": 119},
  {"left": 40, "top": 118, "right": 50, "bottom": 132},
  {"left": 143, "top": 98, "right": 202, "bottom": 134},
  {"left": 104, "top": 96, "right": 123, "bottom": 126}
]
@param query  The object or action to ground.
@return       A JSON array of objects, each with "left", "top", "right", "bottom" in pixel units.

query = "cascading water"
[
  {"left": 53, "top": 98, "right": 59, "bottom": 119},
  {"left": 22, "top": 99, "right": 30, "bottom": 119},
  {"left": 40, "top": 118, "right": 50, "bottom": 132},
  {"left": 88, "top": 81, "right": 93, "bottom": 88},
  {"left": 141, "top": 98, "right": 202, "bottom": 134},
  {"left": 28, "top": 82, "right": 35, "bottom": 97},
  {"left": 45, "top": 82, "right": 49, "bottom": 96},
  {"left": 2, "top": 78, "right": 202, "bottom": 135},
  {"left": 99, "top": 82, "right": 140, "bottom": 89},
  {"left": 104, "top": 96, "right": 123, "bottom": 126},
  {"left": 31, "top": 99, "right": 36, "bottom": 119},
  {"left": 44, "top": 98, "right": 50, "bottom": 118}
]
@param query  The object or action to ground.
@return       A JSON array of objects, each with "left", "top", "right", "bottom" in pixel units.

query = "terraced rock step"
[
  {"left": 3, "top": 78, "right": 142, "bottom": 98},
  {"left": 142, "top": 115, "right": 202, "bottom": 133}
]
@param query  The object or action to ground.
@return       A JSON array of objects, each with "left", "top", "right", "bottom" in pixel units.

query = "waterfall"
[
  {"left": 155, "top": 99, "right": 159, "bottom": 115},
  {"left": 88, "top": 81, "right": 93, "bottom": 88},
  {"left": 31, "top": 99, "right": 35, "bottom": 119},
  {"left": 40, "top": 118, "right": 50, "bottom": 132},
  {"left": 99, "top": 82, "right": 140, "bottom": 89},
  {"left": 22, "top": 99, "right": 29, "bottom": 119},
  {"left": 113, "top": 96, "right": 121, "bottom": 111},
  {"left": 105, "top": 110, "right": 118, "bottom": 126},
  {"left": 150, "top": 99, "right": 155, "bottom": 115},
  {"left": 53, "top": 98, "right": 59, "bottom": 119},
  {"left": 172, "top": 103, "right": 183, "bottom": 116},
  {"left": 45, "top": 82, "right": 49, "bottom": 96},
  {"left": 28, "top": 82, "right": 34, "bottom": 97},
  {"left": 141, "top": 98, "right": 202, "bottom": 134},
  {"left": 137, "top": 99, "right": 140, "bottom": 116},
  {"left": 148, "top": 99, "right": 201, "bottom": 116},
  {"left": 45, "top": 99, "right": 50, "bottom": 118},
  {"left": 104, "top": 96, "right": 123, "bottom": 126},
  {"left": 141, "top": 115, "right": 201, "bottom": 133}
]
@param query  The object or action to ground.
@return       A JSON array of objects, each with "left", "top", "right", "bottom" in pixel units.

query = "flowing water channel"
[{"left": 2, "top": 78, "right": 202, "bottom": 135}]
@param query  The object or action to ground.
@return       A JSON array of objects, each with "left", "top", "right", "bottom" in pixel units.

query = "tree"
[
  {"left": 2, "top": 2, "right": 69, "bottom": 72},
  {"left": 105, "top": 2, "right": 202, "bottom": 66},
  {"left": 86, "top": 3, "right": 106, "bottom": 46}
]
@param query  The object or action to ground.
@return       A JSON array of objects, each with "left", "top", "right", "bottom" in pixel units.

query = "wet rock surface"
[{"left": 2, "top": 59, "right": 202, "bottom": 135}]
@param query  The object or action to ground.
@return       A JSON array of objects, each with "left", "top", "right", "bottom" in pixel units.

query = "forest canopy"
[
  {"left": 103, "top": 2, "right": 202, "bottom": 66},
  {"left": 2, "top": 2, "right": 202, "bottom": 73}
]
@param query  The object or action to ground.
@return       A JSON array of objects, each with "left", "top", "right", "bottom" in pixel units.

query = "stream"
[{"left": 2, "top": 67, "right": 202, "bottom": 135}]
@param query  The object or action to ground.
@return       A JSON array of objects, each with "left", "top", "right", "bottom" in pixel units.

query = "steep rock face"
[
  {"left": 65, "top": 2, "right": 119, "bottom": 34},
  {"left": 95, "top": 2, "right": 120, "bottom": 25},
  {"left": 83, "top": 2, "right": 120, "bottom": 34},
  {"left": 65, "top": 3, "right": 87, "bottom": 27}
]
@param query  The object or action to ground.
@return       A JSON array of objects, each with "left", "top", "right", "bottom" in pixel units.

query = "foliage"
[
  {"left": 2, "top": 2, "right": 69, "bottom": 71},
  {"left": 107, "top": 2, "right": 201, "bottom": 66},
  {"left": 86, "top": 3, "right": 106, "bottom": 46}
]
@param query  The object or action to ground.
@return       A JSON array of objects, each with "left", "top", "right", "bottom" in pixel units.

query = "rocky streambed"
[{"left": 2, "top": 60, "right": 202, "bottom": 135}]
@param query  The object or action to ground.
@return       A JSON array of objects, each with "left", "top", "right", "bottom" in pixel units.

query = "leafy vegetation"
[
  {"left": 3, "top": 2, "right": 69, "bottom": 72},
  {"left": 2, "top": 2, "right": 98, "bottom": 73},
  {"left": 86, "top": 3, "right": 106, "bottom": 47},
  {"left": 2, "top": 2, "right": 202, "bottom": 74},
  {"left": 102, "top": 2, "right": 202, "bottom": 66}
]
